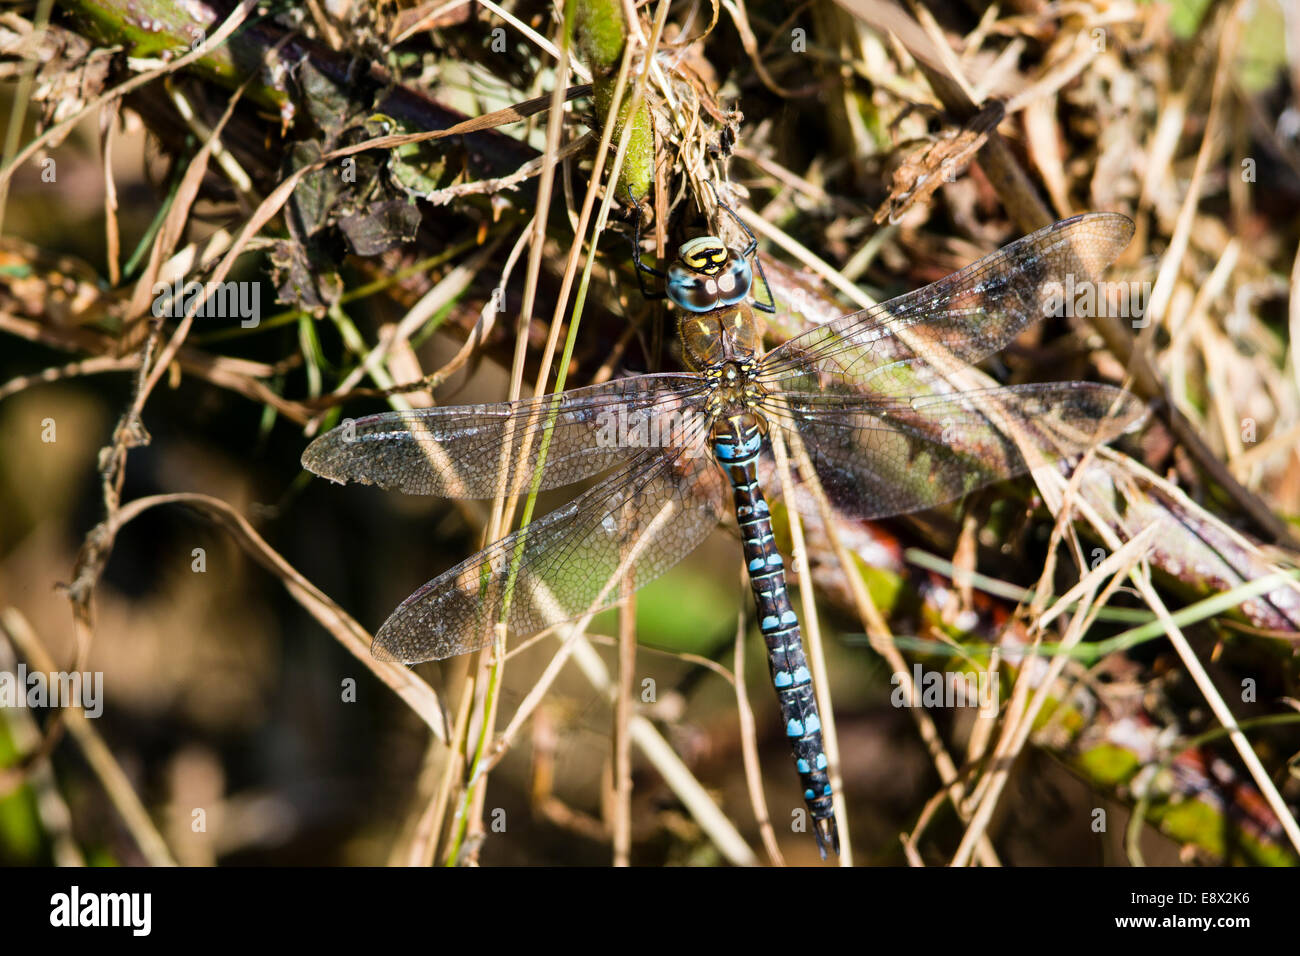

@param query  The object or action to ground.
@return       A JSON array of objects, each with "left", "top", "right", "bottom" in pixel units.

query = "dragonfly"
[{"left": 302, "top": 206, "right": 1145, "bottom": 858}]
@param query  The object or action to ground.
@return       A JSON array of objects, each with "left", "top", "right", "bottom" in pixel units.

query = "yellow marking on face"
[{"left": 679, "top": 237, "right": 729, "bottom": 275}]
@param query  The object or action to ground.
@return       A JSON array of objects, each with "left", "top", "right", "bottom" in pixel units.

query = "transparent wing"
[
  {"left": 372, "top": 415, "right": 727, "bottom": 662},
  {"left": 301, "top": 373, "right": 706, "bottom": 498},
  {"left": 760, "top": 382, "right": 1146, "bottom": 520},
  {"left": 758, "top": 213, "right": 1135, "bottom": 399}
]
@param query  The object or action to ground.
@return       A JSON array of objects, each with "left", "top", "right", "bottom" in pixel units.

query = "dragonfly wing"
[
  {"left": 302, "top": 373, "right": 705, "bottom": 498},
  {"left": 758, "top": 213, "right": 1135, "bottom": 398},
  {"left": 371, "top": 418, "right": 727, "bottom": 662},
  {"left": 761, "top": 382, "right": 1145, "bottom": 520}
]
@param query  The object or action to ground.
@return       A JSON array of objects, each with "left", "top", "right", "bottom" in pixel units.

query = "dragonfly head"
[{"left": 666, "top": 236, "right": 754, "bottom": 312}]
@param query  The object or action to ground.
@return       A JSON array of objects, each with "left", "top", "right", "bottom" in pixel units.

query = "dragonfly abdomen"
[{"left": 712, "top": 413, "right": 839, "bottom": 858}]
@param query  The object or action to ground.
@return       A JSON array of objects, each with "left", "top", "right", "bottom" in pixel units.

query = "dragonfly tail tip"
[{"left": 814, "top": 817, "right": 840, "bottom": 859}]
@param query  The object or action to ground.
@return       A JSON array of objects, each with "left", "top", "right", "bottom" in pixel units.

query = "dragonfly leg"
[{"left": 626, "top": 185, "right": 668, "bottom": 301}]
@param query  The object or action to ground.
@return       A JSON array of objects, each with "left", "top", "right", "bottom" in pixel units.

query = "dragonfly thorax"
[
  {"left": 705, "top": 358, "right": 767, "bottom": 420},
  {"left": 678, "top": 303, "right": 760, "bottom": 369}
]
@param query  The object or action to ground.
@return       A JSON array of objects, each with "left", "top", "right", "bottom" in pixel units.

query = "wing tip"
[
  {"left": 1059, "top": 210, "right": 1136, "bottom": 250},
  {"left": 301, "top": 431, "right": 382, "bottom": 487},
  {"left": 1115, "top": 391, "right": 1151, "bottom": 436},
  {"left": 1079, "top": 384, "right": 1148, "bottom": 444},
  {"left": 300, "top": 432, "right": 336, "bottom": 477}
]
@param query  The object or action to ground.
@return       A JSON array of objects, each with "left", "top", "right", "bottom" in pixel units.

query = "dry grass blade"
[
  {"left": 1, "top": 608, "right": 177, "bottom": 866},
  {"left": 951, "top": 527, "right": 1159, "bottom": 866}
]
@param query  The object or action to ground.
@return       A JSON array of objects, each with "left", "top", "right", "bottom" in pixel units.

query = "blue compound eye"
[
  {"left": 715, "top": 252, "right": 753, "bottom": 306},
  {"left": 667, "top": 262, "right": 720, "bottom": 312}
]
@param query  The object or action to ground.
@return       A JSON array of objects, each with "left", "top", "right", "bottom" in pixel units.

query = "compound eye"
[
  {"left": 715, "top": 252, "right": 753, "bottom": 306},
  {"left": 667, "top": 263, "right": 719, "bottom": 312}
]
